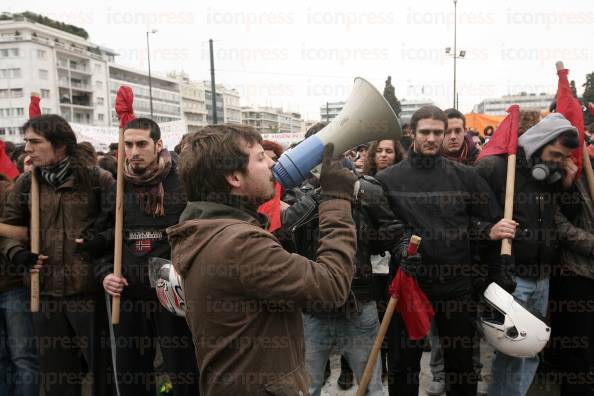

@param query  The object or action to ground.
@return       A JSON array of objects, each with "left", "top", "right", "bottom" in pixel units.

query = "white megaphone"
[{"left": 273, "top": 77, "right": 401, "bottom": 190}]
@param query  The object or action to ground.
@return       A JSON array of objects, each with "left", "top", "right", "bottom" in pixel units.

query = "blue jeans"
[
  {"left": 0, "top": 287, "right": 40, "bottom": 396},
  {"left": 303, "top": 301, "right": 383, "bottom": 396},
  {"left": 488, "top": 276, "right": 550, "bottom": 396}
]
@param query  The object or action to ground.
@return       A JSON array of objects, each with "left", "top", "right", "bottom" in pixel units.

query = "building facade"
[
  {"left": 319, "top": 101, "right": 345, "bottom": 123},
  {"left": 0, "top": 13, "right": 115, "bottom": 142},
  {"left": 473, "top": 92, "right": 555, "bottom": 115},
  {"left": 169, "top": 71, "right": 208, "bottom": 132},
  {"left": 241, "top": 106, "right": 304, "bottom": 134},
  {"left": 399, "top": 98, "right": 435, "bottom": 120},
  {"left": 204, "top": 82, "right": 241, "bottom": 125}
]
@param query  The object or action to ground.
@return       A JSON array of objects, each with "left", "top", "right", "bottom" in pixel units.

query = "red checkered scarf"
[{"left": 124, "top": 149, "right": 172, "bottom": 217}]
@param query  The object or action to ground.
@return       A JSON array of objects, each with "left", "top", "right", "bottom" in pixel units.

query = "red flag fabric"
[
  {"left": 0, "top": 140, "right": 19, "bottom": 180},
  {"left": 477, "top": 105, "right": 520, "bottom": 161},
  {"left": 389, "top": 268, "right": 435, "bottom": 340},
  {"left": 29, "top": 95, "right": 41, "bottom": 119},
  {"left": 556, "top": 69, "right": 585, "bottom": 177},
  {"left": 115, "top": 86, "right": 135, "bottom": 129},
  {"left": 258, "top": 182, "right": 282, "bottom": 232}
]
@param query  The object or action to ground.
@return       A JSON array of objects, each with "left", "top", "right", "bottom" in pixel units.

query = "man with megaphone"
[{"left": 167, "top": 124, "right": 359, "bottom": 395}]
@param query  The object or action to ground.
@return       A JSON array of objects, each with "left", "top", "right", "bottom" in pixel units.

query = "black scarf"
[{"left": 39, "top": 156, "right": 71, "bottom": 187}]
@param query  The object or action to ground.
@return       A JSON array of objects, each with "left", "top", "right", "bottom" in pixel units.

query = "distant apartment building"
[
  {"left": 242, "top": 106, "right": 304, "bottom": 134},
  {"left": 0, "top": 12, "right": 115, "bottom": 142},
  {"left": 169, "top": 71, "right": 208, "bottom": 132},
  {"left": 204, "top": 82, "right": 241, "bottom": 125},
  {"left": 319, "top": 101, "right": 344, "bottom": 122},
  {"left": 109, "top": 64, "right": 182, "bottom": 124},
  {"left": 473, "top": 92, "right": 555, "bottom": 115},
  {"left": 399, "top": 98, "right": 435, "bottom": 120}
]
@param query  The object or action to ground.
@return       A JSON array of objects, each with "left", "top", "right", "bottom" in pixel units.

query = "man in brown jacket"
[
  {"left": 168, "top": 124, "right": 358, "bottom": 395},
  {"left": 0, "top": 115, "right": 114, "bottom": 396}
]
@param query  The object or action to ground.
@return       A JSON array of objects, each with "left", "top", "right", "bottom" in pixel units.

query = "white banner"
[
  {"left": 70, "top": 119, "right": 188, "bottom": 152},
  {"left": 260, "top": 132, "right": 305, "bottom": 148}
]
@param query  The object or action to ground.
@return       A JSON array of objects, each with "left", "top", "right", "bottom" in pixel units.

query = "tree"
[
  {"left": 570, "top": 80, "right": 578, "bottom": 98},
  {"left": 583, "top": 72, "right": 594, "bottom": 125},
  {"left": 383, "top": 76, "right": 402, "bottom": 117}
]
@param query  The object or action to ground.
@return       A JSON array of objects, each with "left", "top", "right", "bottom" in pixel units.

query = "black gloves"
[
  {"left": 11, "top": 249, "right": 39, "bottom": 275},
  {"left": 319, "top": 143, "right": 357, "bottom": 202},
  {"left": 76, "top": 234, "right": 108, "bottom": 257},
  {"left": 396, "top": 236, "right": 423, "bottom": 278}
]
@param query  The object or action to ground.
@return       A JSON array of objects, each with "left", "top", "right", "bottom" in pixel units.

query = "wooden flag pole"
[
  {"left": 582, "top": 143, "right": 594, "bottom": 203},
  {"left": 30, "top": 171, "right": 40, "bottom": 312},
  {"left": 501, "top": 154, "right": 517, "bottom": 255},
  {"left": 111, "top": 126, "right": 125, "bottom": 325},
  {"left": 356, "top": 235, "right": 421, "bottom": 396}
]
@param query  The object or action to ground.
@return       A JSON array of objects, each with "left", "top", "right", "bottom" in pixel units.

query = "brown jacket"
[
  {"left": 167, "top": 199, "right": 356, "bottom": 396},
  {"left": 0, "top": 168, "right": 114, "bottom": 297},
  {"left": 0, "top": 178, "right": 22, "bottom": 292},
  {"left": 555, "top": 177, "right": 594, "bottom": 280}
]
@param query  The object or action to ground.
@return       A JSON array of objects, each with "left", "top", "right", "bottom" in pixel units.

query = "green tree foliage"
[
  {"left": 383, "top": 76, "right": 402, "bottom": 117},
  {"left": 583, "top": 72, "right": 594, "bottom": 125}
]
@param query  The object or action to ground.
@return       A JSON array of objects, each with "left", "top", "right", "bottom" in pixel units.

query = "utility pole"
[
  {"left": 326, "top": 102, "right": 329, "bottom": 122},
  {"left": 146, "top": 30, "right": 157, "bottom": 119},
  {"left": 453, "top": 0, "right": 457, "bottom": 109},
  {"left": 209, "top": 39, "right": 218, "bottom": 124}
]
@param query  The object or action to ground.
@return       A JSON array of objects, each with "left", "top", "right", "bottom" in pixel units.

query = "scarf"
[
  {"left": 440, "top": 134, "right": 474, "bottom": 163},
  {"left": 40, "top": 156, "right": 71, "bottom": 187},
  {"left": 124, "top": 149, "right": 172, "bottom": 217}
]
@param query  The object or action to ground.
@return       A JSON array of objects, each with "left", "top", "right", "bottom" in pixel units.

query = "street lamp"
[
  {"left": 445, "top": 0, "right": 466, "bottom": 109},
  {"left": 146, "top": 29, "right": 157, "bottom": 119}
]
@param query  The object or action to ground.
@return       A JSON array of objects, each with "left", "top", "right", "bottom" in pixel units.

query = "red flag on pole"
[
  {"left": 115, "top": 86, "right": 135, "bottom": 129},
  {"left": 258, "top": 182, "right": 283, "bottom": 232},
  {"left": 388, "top": 238, "right": 435, "bottom": 340},
  {"left": 556, "top": 68, "right": 585, "bottom": 177},
  {"left": 28, "top": 95, "right": 41, "bottom": 119},
  {"left": 477, "top": 105, "right": 520, "bottom": 161}
]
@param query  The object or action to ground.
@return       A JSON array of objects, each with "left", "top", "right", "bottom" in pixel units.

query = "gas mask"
[{"left": 530, "top": 159, "right": 563, "bottom": 184}]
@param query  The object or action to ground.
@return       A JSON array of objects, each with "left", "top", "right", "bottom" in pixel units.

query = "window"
[
  {"left": 15, "top": 108, "right": 24, "bottom": 116},
  {"left": 0, "top": 128, "right": 4, "bottom": 136},
  {"left": 11, "top": 88, "right": 23, "bottom": 97},
  {"left": 0, "top": 48, "right": 19, "bottom": 58},
  {"left": 41, "top": 89, "right": 50, "bottom": 99},
  {"left": 0, "top": 68, "right": 21, "bottom": 79},
  {"left": 37, "top": 49, "right": 46, "bottom": 59},
  {"left": 97, "top": 97, "right": 104, "bottom": 105},
  {"left": 95, "top": 80, "right": 103, "bottom": 89},
  {"left": 95, "top": 63, "right": 102, "bottom": 72},
  {"left": 98, "top": 113, "right": 104, "bottom": 121},
  {"left": 42, "top": 108, "right": 51, "bottom": 114},
  {"left": 39, "top": 69, "right": 49, "bottom": 80}
]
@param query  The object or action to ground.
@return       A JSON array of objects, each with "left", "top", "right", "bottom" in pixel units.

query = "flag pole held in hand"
[
  {"left": 29, "top": 92, "right": 42, "bottom": 312},
  {"left": 356, "top": 236, "right": 422, "bottom": 396},
  {"left": 112, "top": 86, "right": 135, "bottom": 324}
]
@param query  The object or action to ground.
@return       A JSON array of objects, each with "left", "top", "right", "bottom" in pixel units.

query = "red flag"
[
  {"left": 389, "top": 268, "right": 435, "bottom": 340},
  {"left": 258, "top": 182, "right": 282, "bottom": 232},
  {"left": 0, "top": 140, "right": 19, "bottom": 180},
  {"left": 29, "top": 95, "right": 41, "bottom": 119},
  {"left": 115, "top": 86, "right": 135, "bottom": 129},
  {"left": 477, "top": 105, "right": 520, "bottom": 161},
  {"left": 556, "top": 68, "right": 585, "bottom": 177}
]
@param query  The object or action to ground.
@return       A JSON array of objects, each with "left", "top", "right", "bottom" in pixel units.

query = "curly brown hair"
[{"left": 362, "top": 138, "right": 405, "bottom": 176}]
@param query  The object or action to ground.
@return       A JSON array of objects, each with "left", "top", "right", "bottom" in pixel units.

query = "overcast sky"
[{"left": 8, "top": 0, "right": 594, "bottom": 120}]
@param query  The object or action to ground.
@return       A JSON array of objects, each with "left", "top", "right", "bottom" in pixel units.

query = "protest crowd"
[{"left": 0, "top": 64, "right": 594, "bottom": 396}]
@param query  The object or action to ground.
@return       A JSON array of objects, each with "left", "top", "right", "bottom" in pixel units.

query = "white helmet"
[
  {"left": 479, "top": 282, "right": 550, "bottom": 358},
  {"left": 155, "top": 262, "right": 187, "bottom": 317}
]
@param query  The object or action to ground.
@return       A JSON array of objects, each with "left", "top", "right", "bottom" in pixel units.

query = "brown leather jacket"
[
  {"left": 167, "top": 198, "right": 356, "bottom": 396},
  {"left": 0, "top": 168, "right": 114, "bottom": 297},
  {"left": 0, "top": 178, "right": 22, "bottom": 292}
]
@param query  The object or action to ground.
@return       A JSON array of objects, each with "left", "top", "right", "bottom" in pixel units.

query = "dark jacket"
[
  {"left": 476, "top": 149, "right": 579, "bottom": 278},
  {"left": 95, "top": 161, "right": 187, "bottom": 299},
  {"left": 376, "top": 150, "right": 501, "bottom": 283},
  {"left": 167, "top": 198, "right": 356, "bottom": 396},
  {"left": 0, "top": 168, "right": 114, "bottom": 297},
  {"left": 281, "top": 175, "right": 403, "bottom": 310}
]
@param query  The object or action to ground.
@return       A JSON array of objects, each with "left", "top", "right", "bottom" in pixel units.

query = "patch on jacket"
[{"left": 128, "top": 230, "right": 163, "bottom": 254}]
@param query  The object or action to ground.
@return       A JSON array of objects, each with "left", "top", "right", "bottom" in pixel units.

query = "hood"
[
  {"left": 518, "top": 113, "right": 578, "bottom": 159},
  {"left": 167, "top": 201, "right": 262, "bottom": 277}
]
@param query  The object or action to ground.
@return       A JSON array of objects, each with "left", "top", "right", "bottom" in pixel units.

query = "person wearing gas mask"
[{"left": 475, "top": 113, "right": 580, "bottom": 396}]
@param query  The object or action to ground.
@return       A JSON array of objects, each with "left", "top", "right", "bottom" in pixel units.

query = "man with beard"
[
  {"left": 95, "top": 118, "right": 199, "bottom": 396},
  {"left": 167, "top": 124, "right": 358, "bottom": 395},
  {"left": 440, "top": 108, "right": 479, "bottom": 165},
  {"left": 376, "top": 105, "right": 516, "bottom": 396}
]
